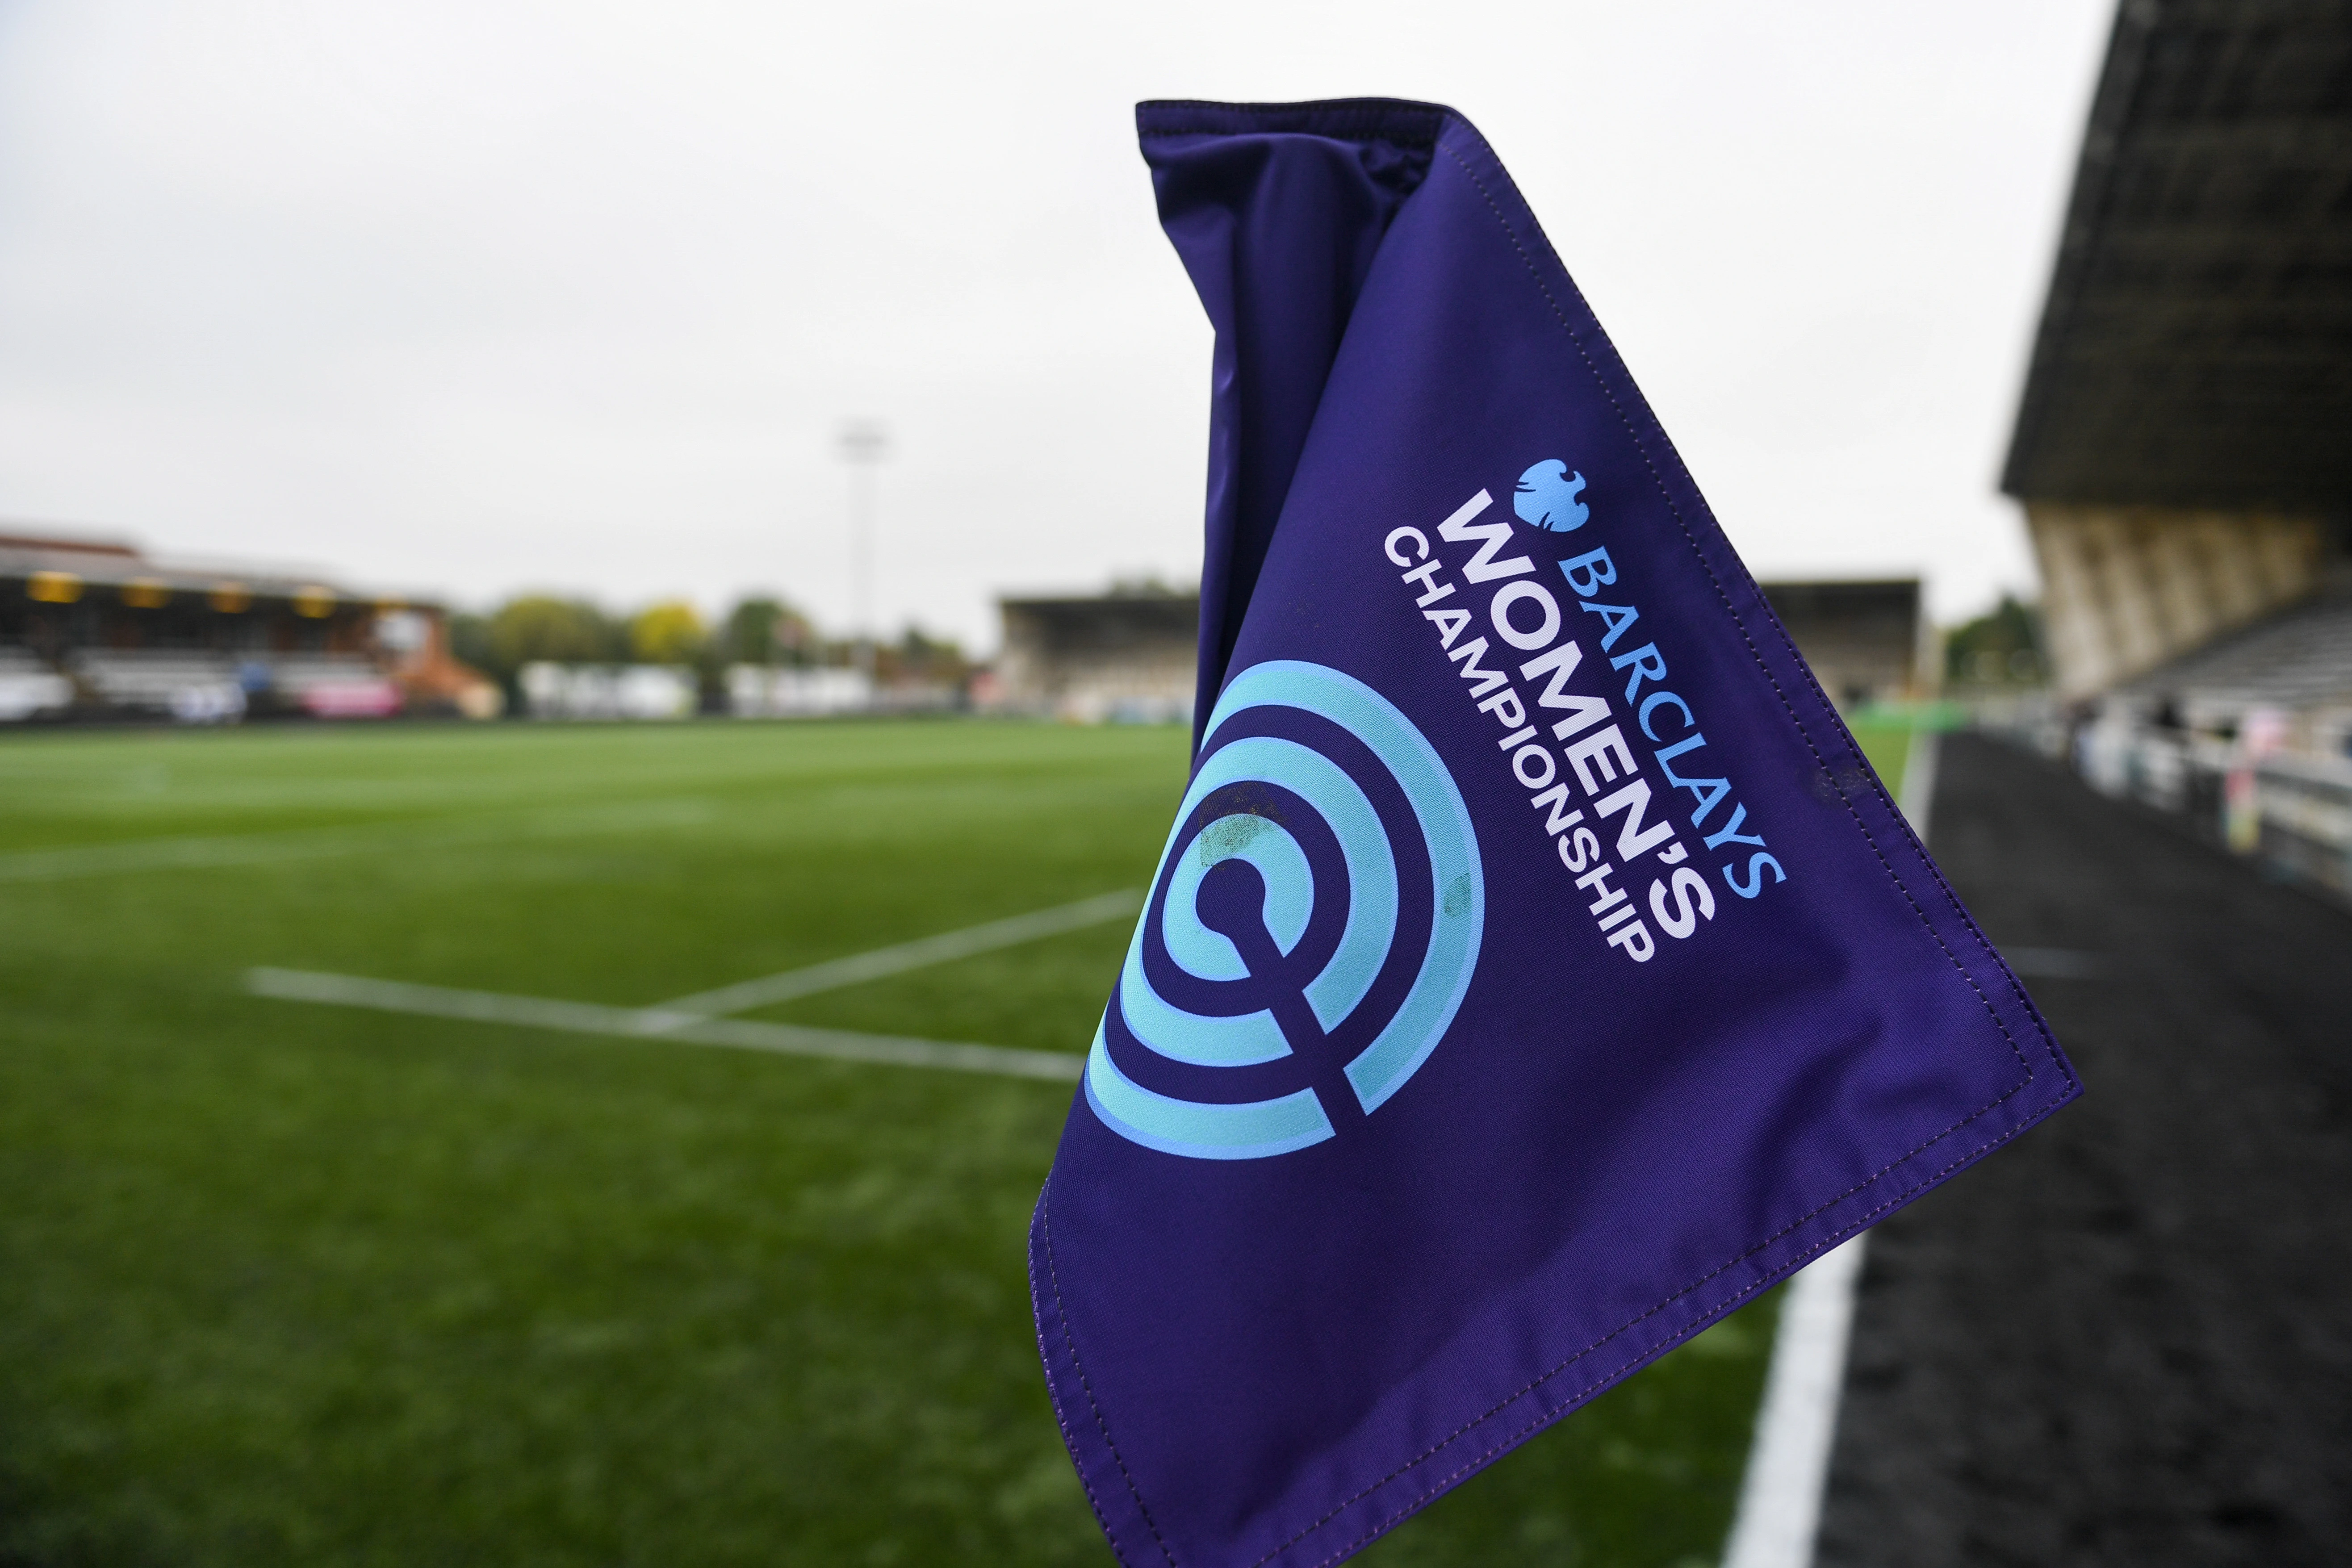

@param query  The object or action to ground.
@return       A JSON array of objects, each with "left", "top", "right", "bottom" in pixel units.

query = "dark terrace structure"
[
  {"left": 994, "top": 589, "right": 1199, "bottom": 726},
  {"left": 1756, "top": 579, "right": 1927, "bottom": 710},
  {"left": 0, "top": 529, "right": 478, "bottom": 720},
  {"left": 2001, "top": 0, "right": 2352, "bottom": 701},
  {"left": 1815, "top": 5, "right": 2352, "bottom": 1561}
]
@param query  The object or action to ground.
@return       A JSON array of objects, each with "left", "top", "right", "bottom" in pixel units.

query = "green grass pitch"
[{"left": 0, "top": 717, "right": 1908, "bottom": 1566}]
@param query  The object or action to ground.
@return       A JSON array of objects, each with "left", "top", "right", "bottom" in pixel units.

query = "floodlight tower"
[{"left": 839, "top": 419, "right": 890, "bottom": 682}]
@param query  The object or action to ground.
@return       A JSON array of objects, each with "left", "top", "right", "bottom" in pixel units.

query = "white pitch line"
[
  {"left": 1898, "top": 725, "right": 1941, "bottom": 842},
  {"left": 650, "top": 888, "right": 1144, "bottom": 1018},
  {"left": 245, "top": 967, "right": 1083, "bottom": 1083},
  {"left": 1720, "top": 1236, "right": 1869, "bottom": 1568},
  {"left": 1722, "top": 727, "right": 1941, "bottom": 1568},
  {"left": 0, "top": 798, "right": 715, "bottom": 884}
]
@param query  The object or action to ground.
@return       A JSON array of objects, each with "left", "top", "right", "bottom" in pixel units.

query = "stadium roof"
[
  {"left": 1756, "top": 577, "right": 1920, "bottom": 621},
  {"left": 997, "top": 590, "right": 1197, "bottom": 650},
  {"left": 0, "top": 527, "right": 433, "bottom": 609},
  {"left": 2002, "top": 0, "right": 2352, "bottom": 511}
]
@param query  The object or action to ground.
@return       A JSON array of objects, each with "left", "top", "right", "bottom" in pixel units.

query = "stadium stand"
[
  {"left": 0, "top": 643, "right": 71, "bottom": 721},
  {"left": 67, "top": 649, "right": 245, "bottom": 722},
  {"left": 2114, "top": 590, "right": 2352, "bottom": 750},
  {"left": 0, "top": 528, "right": 490, "bottom": 722},
  {"left": 2079, "top": 588, "right": 2352, "bottom": 896},
  {"left": 1994, "top": 0, "right": 2352, "bottom": 898},
  {"left": 1817, "top": 8, "right": 2352, "bottom": 1564},
  {"left": 992, "top": 579, "right": 1925, "bottom": 723},
  {"left": 263, "top": 653, "right": 404, "bottom": 719},
  {"left": 993, "top": 588, "right": 1197, "bottom": 724},
  {"left": 1757, "top": 579, "right": 1930, "bottom": 709}
]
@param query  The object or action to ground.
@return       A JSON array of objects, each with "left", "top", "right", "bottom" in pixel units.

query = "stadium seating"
[
  {"left": 68, "top": 648, "right": 245, "bottom": 722},
  {"left": 2118, "top": 591, "right": 2352, "bottom": 748},
  {"left": 58, "top": 649, "right": 407, "bottom": 721},
  {"left": 2077, "top": 590, "right": 2352, "bottom": 899},
  {"left": 0, "top": 644, "right": 72, "bottom": 722},
  {"left": 263, "top": 653, "right": 402, "bottom": 718}
]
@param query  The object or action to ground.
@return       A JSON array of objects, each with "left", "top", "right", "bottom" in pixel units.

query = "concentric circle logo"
[{"left": 1085, "top": 661, "right": 1484, "bottom": 1160}]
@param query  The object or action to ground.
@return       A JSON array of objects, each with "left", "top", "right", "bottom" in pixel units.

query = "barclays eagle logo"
[{"left": 1514, "top": 460, "right": 1589, "bottom": 532}]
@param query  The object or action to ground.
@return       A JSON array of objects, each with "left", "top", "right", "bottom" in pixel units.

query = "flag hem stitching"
[{"left": 1038, "top": 1192, "right": 1180, "bottom": 1567}]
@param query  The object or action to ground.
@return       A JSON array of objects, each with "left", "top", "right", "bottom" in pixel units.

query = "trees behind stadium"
[{"left": 450, "top": 594, "right": 966, "bottom": 709}]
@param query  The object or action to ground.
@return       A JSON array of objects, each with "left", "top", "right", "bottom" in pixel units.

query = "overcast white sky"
[{"left": 0, "top": 1, "right": 2114, "bottom": 651}]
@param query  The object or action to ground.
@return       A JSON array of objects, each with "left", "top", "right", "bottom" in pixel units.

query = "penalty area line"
[
  {"left": 651, "top": 888, "right": 1143, "bottom": 1019},
  {"left": 245, "top": 967, "right": 1082, "bottom": 1083}
]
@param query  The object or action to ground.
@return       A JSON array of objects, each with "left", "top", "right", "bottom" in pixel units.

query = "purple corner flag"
[{"left": 1030, "top": 98, "right": 2077, "bottom": 1568}]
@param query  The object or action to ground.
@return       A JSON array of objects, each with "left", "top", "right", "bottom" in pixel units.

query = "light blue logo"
[
  {"left": 1514, "top": 459, "right": 1588, "bottom": 532},
  {"left": 1085, "top": 661, "right": 1484, "bottom": 1161}
]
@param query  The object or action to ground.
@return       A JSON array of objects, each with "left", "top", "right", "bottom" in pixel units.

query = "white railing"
[{"left": 520, "top": 663, "right": 698, "bottom": 721}]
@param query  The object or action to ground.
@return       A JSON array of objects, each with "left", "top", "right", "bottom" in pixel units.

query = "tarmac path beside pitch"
[{"left": 1815, "top": 733, "right": 2352, "bottom": 1566}]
